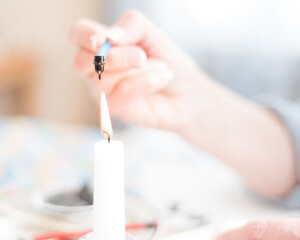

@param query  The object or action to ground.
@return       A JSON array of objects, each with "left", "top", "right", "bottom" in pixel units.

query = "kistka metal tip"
[{"left": 94, "top": 56, "right": 105, "bottom": 80}]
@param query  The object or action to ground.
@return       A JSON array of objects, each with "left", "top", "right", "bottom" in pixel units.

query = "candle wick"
[{"left": 102, "top": 130, "right": 111, "bottom": 143}]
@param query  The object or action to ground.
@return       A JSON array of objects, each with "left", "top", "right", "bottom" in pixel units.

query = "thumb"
[{"left": 106, "top": 10, "right": 176, "bottom": 60}]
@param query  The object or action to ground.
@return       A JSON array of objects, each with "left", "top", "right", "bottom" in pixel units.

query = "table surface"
[{"left": 1, "top": 117, "right": 300, "bottom": 239}]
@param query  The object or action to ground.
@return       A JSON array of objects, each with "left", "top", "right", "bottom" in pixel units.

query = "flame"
[{"left": 100, "top": 92, "right": 113, "bottom": 140}]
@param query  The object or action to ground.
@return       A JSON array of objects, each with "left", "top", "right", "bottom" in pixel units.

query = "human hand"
[
  {"left": 216, "top": 219, "right": 300, "bottom": 240},
  {"left": 70, "top": 10, "right": 296, "bottom": 199},
  {"left": 69, "top": 10, "right": 221, "bottom": 133}
]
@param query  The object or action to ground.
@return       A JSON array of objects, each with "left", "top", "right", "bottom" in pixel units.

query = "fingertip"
[
  {"left": 74, "top": 50, "right": 84, "bottom": 74},
  {"left": 127, "top": 48, "right": 147, "bottom": 67},
  {"left": 74, "top": 49, "right": 94, "bottom": 77},
  {"left": 107, "top": 26, "right": 126, "bottom": 42},
  {"left": 106, "top": 10, "right": 149, "bottom": 46},
  {"left": 89, "top": 35, "right": 97, "bottom": 50},
  {"left": 70, "top": 18, "right": 107, "bottom": 52},
  {"left": 161, "top": 69, "right": 174, "bottom": 81},
  {"left": 145, "top": 69, "right": 173, "bottom": 89},
  {"left": 107, "top": 10, "right": 145, "bottom": 40},
  {"left": 104, "top": 46, "right": 147, "bottom": 71},
  {"left": 90, "top": 32, "right": 107, "bottom": 51}
]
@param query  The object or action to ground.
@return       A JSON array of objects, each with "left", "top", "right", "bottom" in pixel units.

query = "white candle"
[{"left": 93, "top": 92, "right": 125, "bottom": 240}]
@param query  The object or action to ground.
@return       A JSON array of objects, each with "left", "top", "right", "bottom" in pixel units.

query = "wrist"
[
  {"left": 174, "top": 78, "right": 238, "bottom": 150},
  {"left": 175, "top": 76, "right": 297, "bottom": 197}
]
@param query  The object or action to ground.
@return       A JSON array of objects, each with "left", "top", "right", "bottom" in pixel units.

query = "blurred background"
[
  {"left": 1, "top": 0, "right": 300, "bottom": 125},
  {"left": 2, "top": 1, "right": 300, "bottom": 238}
]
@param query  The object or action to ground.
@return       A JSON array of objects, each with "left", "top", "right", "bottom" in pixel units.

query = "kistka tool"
[{"left": 93, "top": 41, "right": 111, "bottom": 80}]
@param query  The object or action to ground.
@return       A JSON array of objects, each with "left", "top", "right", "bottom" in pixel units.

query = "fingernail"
[
  {"left": 107, "top": 27, "right": 126, "bottom": 41},
  {"left": 147, "top": 59, "right": 169, "bottom": 71},
  {"left": 148, "top": 69, "right": 173, "bottom": 88},
  {"left": 128, "top": 50, "right": 147, "bottom": 67},
  {"left": 89, "top": 35, "right": 97, "bottom": 50},
  {"left": 161, "top": 69, "right": 174, "bottom": 80}
]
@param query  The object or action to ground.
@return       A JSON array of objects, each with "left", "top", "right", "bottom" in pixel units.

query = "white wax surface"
[{"left": 94, "top": 140, "right": 125, "bottom": 240}]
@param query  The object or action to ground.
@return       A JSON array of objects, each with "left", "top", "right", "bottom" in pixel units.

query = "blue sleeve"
[{"left": 255, "top": 95, "right": 300, "bottom": 208}]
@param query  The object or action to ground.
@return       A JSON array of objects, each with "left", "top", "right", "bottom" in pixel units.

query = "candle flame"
[{"left": 100, "top": 92, "right": 113, "bottom": 141}]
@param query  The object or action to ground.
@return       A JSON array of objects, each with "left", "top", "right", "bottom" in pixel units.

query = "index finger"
[{"left": 69, "top": 18, "right": 107, "bottom": 52}]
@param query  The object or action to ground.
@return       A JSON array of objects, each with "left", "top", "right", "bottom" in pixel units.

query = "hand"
[
  {"left": 217, "top": 219, "right": 300, "bottom": 240},
  {"left": 69, "top": 10, "right": 248, "bottom": 154},
  {"left": 70, "top": 10, "right": 296, "bottom": 199},
  {"left": 69, "top": 10, "right": 220, "bottom": 132}
]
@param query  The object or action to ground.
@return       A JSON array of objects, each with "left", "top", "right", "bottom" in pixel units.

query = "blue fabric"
[{"left": 256, "top": 96, "right": 300, "bottom": 208}]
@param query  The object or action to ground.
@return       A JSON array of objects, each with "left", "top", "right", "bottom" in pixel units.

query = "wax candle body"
[{"left": 94, "top": 140, "right": 125, "bottom": 240}]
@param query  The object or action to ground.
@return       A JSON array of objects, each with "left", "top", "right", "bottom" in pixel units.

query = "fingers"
[
  {"left": 106, "top": 10, "right": 173, "bottom": 58},
  {"left": 112, "top": 60, "right": 174, "bottom": 100},
  {"left": 107, "top": 10, "right": 152, "bottom": 45},
  {"left": 217, "top": 219, "right": 300, "bottom": 240},
  {"left": 70, "top": 10, "right": 177, "bottom": 63},
  {"left": 74, "top": 46, "right": 147, "bottom": 75},
  {"left": 84, "top": 59, "right": 174, "bottom": 102},
  {"left": 69, "top": 18, "right": 107, "bottom": 52}
]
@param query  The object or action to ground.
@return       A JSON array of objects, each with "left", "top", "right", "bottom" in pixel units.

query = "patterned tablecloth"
[{"left": 0, "top": 117, "right": 100, "bottom": 197}]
